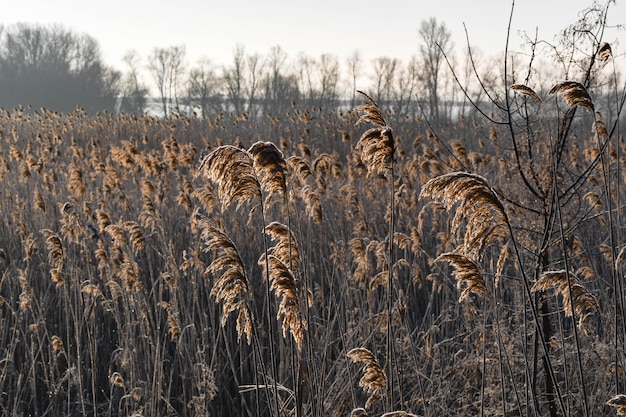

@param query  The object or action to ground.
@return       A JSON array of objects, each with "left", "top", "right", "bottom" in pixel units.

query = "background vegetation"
[{"left": 0, "top": 1, "right": 625, "bottom": 416}]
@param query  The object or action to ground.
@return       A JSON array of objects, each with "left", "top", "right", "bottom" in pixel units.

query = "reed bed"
[{"left": 0, "top": 72, "right": 623, "bottom": 417}]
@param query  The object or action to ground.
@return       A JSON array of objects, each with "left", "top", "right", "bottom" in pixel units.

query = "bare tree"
[
  {"left": 223, "top": 44, "right": 246, "bottom": 115},
  {"left": 296, "top": 53, "right": 316, "bottom": 107},
  {"left": 418, "top": 17, "right": 452, "bottom": 121},
  {"left": 148, "top": 45, "right": 186, "bottom": 117},
  {"left": 392, "top": 56, "right": 419, "bottom": 116},
  {"left": 319, "top": 53, "right": 340, "bottom": 108},
  {"left": 263, "top": 45, "right": 298, "bottom": 114},
  {"left": 119, "top": 50, "right": 148, "bottom": 114},
  {"left": 0, "top": 22, "right": 119, "bottom": 112},
  {"left": 187, "top": 58, "right": 223, "bottom": 118},
  {"left": 245, "top": 52, "right": 264, "bottom": 117},
  {"left": 372, "top": 56, "right": 398, "bottom": 106},
  {"left": 346, "top": 50, "right": 363, "bottom": 109}
]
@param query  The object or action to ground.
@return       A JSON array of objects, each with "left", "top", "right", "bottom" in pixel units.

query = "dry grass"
[{"left": 0, "top": 62, "right": 623, "bottom": 417}]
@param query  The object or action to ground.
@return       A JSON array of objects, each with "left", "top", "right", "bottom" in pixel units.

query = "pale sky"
[{"left": 2, "top": 0, "right": 625, "bottom": 71}]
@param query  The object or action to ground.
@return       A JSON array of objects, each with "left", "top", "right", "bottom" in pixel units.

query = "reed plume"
[
  {"left": 597, "top": 42, "right": 612, "bottom": 67},
  {"left": 265, "top": 221, "right": 301, "bottom": 273},
  {"left": 258, "top": 254, "right": 306, "bottom": 350},
  {"left": 347, "top": 347, "right": 387, "bottom": 409},
  {"left": 18, "top": 268, "right": 33, "bottom": 311},
  {"left": 435, "top": 252, "right": 487, "bottom": 302},
  {"left": 354, "top": 91, "right": 394, "bottom": 176},
  {"left": 300, "top": 185, "right": 322, "bottom": 225},
  {"left": 248, "top": 141, "right": 287, "bottom": 206},
  {"left": 510, "top": 84, "right": 542, "bottom": 103},
  {"left": 34, "top": 190, "right": 46, "bottom": 212},
  {"left": 607, "top": 394, "right": 626, "bottom": 415},
  {"left": 198, "top": 145, "right": 261, "bottom": 211},
  {"left": 124, "top": 221, "right": 145, "bottom": 253},
  {"left": 286, "top": 156, "right": 312, "bottom": 187},
  {"left": 204, "top": 223, "right": 253, "bottom": 344},
  {"left": 420, "top": 172, "right": 508, "bottom": 260},
  {"left": 349, "top": 408, "right": 367, "bottom": 417},
  {"left": 42, "top": 229, "right": 65, "bottom": 270},
  {"left": 549, "top": 81, "right": 595, "bottom": 112},
  {"left": 531, "top": 270, "right": 598, "bottom": 333}
]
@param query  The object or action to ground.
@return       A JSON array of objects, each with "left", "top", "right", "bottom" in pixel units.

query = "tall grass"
[{"left": 0, "top": 12, "right": 624, "bottom": 414}]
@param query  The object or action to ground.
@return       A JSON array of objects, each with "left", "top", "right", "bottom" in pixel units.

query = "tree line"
[
  {"left": 0, "top": 20, "right": 465, "bottom": 119},
  {"left": 0, "top": 17, "right": 621, "bottom": 122}
]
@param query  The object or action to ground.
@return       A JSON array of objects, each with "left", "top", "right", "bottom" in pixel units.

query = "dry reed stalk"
[
  {"left": 203, "top": 224, "right": 253, "bottom": 344},
  {"left": 548, "top": 81, "right": 595, "bottom": 112},
  {"left": 510, "top": 84, "right": 542, "bottom": 103},
  {"left": 531, "top": 270, "right": 598, "bottom": 333},
  {"left": 347, "top": 347, "right": 387, "bottom": 409},
  {"left": 608, "top": 394, "right": 626, "bottom": 415},
  {"left": 380, "top": 412, "right": 420, "bottom": 417},
  {"left": 258, "top": 254, "right": 307, "bottom": 351},
  {"left": 435, "top": 252, "right": 487, "bottom": 302}
]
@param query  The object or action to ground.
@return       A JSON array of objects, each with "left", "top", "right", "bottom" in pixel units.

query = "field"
[{"left": 0, "top": 74, "right": 625, "bottom": 417}]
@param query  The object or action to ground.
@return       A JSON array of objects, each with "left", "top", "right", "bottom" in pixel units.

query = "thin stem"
[{"left": 386, "top": 140, "right": 396, "bottom": 411}]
